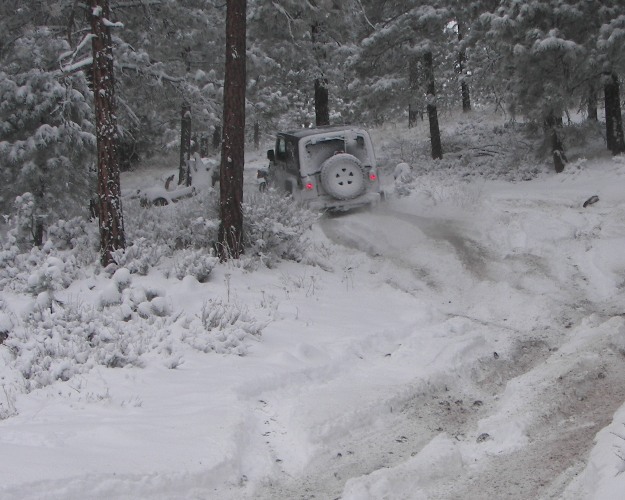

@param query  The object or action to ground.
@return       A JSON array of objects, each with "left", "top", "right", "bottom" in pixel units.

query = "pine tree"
[
  {"left": 351, "top": 2, "right": 449, "bottom": 156},
  {"left": 475, "top": 0, "right": 625, "bottom": 162},
  {"left": 219, "top": 0, "right": 246, "bottom": 260},
  {"left": 89, "top": 0, "right": 125, "bottom": 265},
  {"left": 248, "top": 0, "right": 354, "bottom": 128},
  {"left": 475, "top": 1, "right": 593, "bottom": 170},
  {"left": 106, "top": 1, "right": 226, "bottom": 170},
  {"left": 312, "top": 21, "right": 330, "bottom": 126},
  {"left": 597, "top": 11, "right": 625, "bottom": 154},
  {"left": 0, "top": 9, "right": 95, "bottom": 247}
]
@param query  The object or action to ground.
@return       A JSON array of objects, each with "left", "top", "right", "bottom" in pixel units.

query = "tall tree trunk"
[
  {"left": 587, "top": 82, "right": 598, "bottom": 122},
  {"left": 254, "top": 121, "right": 260, "bottom": 150},
  {"left": 545, "top": 112, "right": 567, "bottom": 173},
  {"left": 200, "top": 135, "right": 209, "bottom": 156},
  {"left": 218, "top": 0, "right": 247, "bottom": 260},
  {"left": 213, "top": 125, "right": 221, "bottom": 151},
  {"left": 33, "top": 177, "right": 46, "bottom": 247},
  {"left": 424, "top": 50, "right": 443, "bottom": 160},
  {"left": 312, "top": 22, "right": 330, "bottom": 126},
  {"left": 314, "top": 79, "right": 329, "bottom": 126},
  {"left": 90, "top": 0, "right": 125, "bottom": 266},
  {"left": 604, "top": 72, "right": 625, "bottom": 155},
  {"left": 408, "top": 56, "right": 420, "bottom": 128},
  {"left": 179, "top": 103, "right": 192, "bottom": 186},
  {"left": 456, "top": 20, "right": 471, "bottom": 112}
]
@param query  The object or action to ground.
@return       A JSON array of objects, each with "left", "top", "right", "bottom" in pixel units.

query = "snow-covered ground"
[{"left": 1, "top": 116, "right": 625, "bottom": 499}]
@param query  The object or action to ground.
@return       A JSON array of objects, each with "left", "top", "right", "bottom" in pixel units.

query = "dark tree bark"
[
  {"left": 200, "top": 135, "right": 209, "bottom": 156},
  {"left": 551, "top": 129, "right": 567, "bottom": 173},
  {"left": 314, "top": 79, "right": 329, "bottom": 126},
  {"left": 212, "top": 125, "right": 221, "bottom": 151},
  {"left": 424, "top": 50, "right": 443, "bottom": 160},
  {"left": 587, "top": 83, "right": 598, "bottom": 122},
  {"left": 408, "top": 57, "right": 420, "bottom": 128},
  {"left": 179, "top": 103, "right": 192, "bottom": 186},
  {"left": 218, "top": 0, "right": 246, "bottom": 260},
  {"left": 89, "top": 0, "right": 125, "bottom": 266},
  {"left": 254, "top": 121, "right": 260, "bottom": 150},
  {"left": 33, "top": 177, "right": 46, "bottom": 247},
  {"left": 545, "top": 112, "right": 567, "bottom": 173},
  {"left": 604, "top": 72, "right": 625, "bottom": 155},
  {"left": 408, "top": 104, "right": 419, "bottom": 128},
  {"left": 312, "top": 22, "right": 330, "bottom": 126},
  {"left": 456, "top": 21, "right": 471, "bottom": 113}
]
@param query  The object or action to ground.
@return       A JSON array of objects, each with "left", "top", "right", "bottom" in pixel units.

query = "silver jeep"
[{"left": 266, "top": 125, "right": 383, "bottom": 211}]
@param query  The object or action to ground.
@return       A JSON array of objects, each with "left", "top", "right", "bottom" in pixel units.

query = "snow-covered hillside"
[{"left": 1, "top": 116, "right": 625, "bottom": 499}]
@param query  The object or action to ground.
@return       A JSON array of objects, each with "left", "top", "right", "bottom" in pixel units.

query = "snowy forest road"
[{"left": 247, "top": 197, "right": 625, "bottom": 500}]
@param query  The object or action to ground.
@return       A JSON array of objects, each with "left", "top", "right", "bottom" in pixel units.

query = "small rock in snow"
[
  {"left": 476, "top": 433, "right": 491, "bottom": 443},
  {"left": 582, "top": 195, "right": 599, "bottom": 208}
]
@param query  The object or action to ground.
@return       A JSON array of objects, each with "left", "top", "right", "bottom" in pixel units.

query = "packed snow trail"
[{"left": 246, "top": 194, "right": 625, "bottom": 500}]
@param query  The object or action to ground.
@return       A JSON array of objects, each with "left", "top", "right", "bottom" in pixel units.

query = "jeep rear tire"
[{"left": 320, "top": 153, "right": 366, "bottom": 200}]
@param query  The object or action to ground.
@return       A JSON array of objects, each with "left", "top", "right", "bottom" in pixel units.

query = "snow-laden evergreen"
[{"left": 0, "top": 29, "right": 95, "bottom": 240}]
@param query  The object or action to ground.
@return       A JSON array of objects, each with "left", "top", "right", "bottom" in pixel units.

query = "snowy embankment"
[{"left": 1, "top": 143, "right": 625, "bottom": 499}]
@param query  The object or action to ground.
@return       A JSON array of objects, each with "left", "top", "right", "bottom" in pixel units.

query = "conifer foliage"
[
  {"left": 0, "top": 17, "right": 95, "bottom": 247},
  {"left": 89, "top": 0, "right": 125, "bottom": 266}
]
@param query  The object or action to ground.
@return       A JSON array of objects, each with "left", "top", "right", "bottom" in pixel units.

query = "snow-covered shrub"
[
  {"left": 5, "top": 301, "right": 175, "bottom": 392},
  {"left": 7, "top": 303, "right": 137, "bottom": 390},
  {"left": 559, "top": 120, "right": 606, "bottom": 160},
  {"left": 0, "top": 299, "right": 14, "bottom": 344},
  {"left": 99, "top": 281, "right": 122, "bottom": 308},
  {"left": 125, "top": 192, "right": 220, "bottom": 250},
  {"left": 25, "top": 254, "right": 78, "bottom": 309},
  {"left": 436, "top": 120, "right": 545, "bottom": 181},
  {"left": 127, "top": 286, "right": 171, "bottom": 320},
  {"left": 0, "top": 243, "right": 82, "bottom": 294},
  {"left": 46, "top": 217, "right": 98, "bottom": 263},
  {"left": 122, "top": 187, "right": 314, "bottom": 271},
  {"left": 112, "top": 268, "right": 132, "bottom": 290},
  {"left": 243, "top": 191, "right": 318, "bottom": 264},
  {"left": 173, "top": 249, "right": 219, "bottom": 282},
  {"left": 112, "top": 237, "right": 164, "bottom": 275},
  {"left": 9, "top": 193, "right": 38, "bottom": 250},
  {"left": 381, "top": 136, "right": 422, "bottom": 167},
  {"left": 27, "top": 256, "right": 72, "bottom": 295},
  {"left": 0, "top": 244, "right": 21, "bottom": 290},
  {"left": 98, "top": 273, "right": 173, "bottom": 321},
  {"left": 380, "top": 116, "right": 548, "bottom": 186},
  {"left": 0, "top": 385, "right": 17, "bottom": 420},
  {"left": 98, "top": 268, "right": 133, "bottom": 309},
  {"left": 137, "top": 296, "right": 171, "bottom": 318},
  {"left": 182, "top": 299, "right": 266, "bottom": 356}
]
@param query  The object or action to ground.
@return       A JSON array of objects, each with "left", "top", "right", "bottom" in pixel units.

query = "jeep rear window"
[
  {"left": 276, "top": 137, "right": 286, "bottom": 159},
  {"left": 301, "top": 134, "right": 371, "bottom": 175}
]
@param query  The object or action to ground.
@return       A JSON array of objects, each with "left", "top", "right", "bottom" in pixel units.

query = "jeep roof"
[{"left": 276, "top": 125, "right": 368, "bottom": 141}]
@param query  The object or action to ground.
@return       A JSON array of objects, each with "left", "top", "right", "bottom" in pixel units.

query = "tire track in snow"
[
  {"left": 248, "top": 203, "right": 623, "bottom": 499},
  {"left": 248, "top": 334, "right": 559, "bottom": 500},
  {"left": 438, "top": 320, "right": 625, "bottom": 500}
]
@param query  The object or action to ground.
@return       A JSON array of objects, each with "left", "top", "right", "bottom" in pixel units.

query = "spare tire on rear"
[{"left": 320, "top": 153, "right": 366, "bottom": 200}]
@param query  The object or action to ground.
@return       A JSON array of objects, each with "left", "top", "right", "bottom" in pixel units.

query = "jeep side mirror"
[{"left": 267, "top": 149, "right": 275, "bottom": 162}]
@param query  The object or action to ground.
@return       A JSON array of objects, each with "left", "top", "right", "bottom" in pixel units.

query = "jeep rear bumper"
[{"left": 307, "top": 192, "right": 382, "bottom": 212}]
